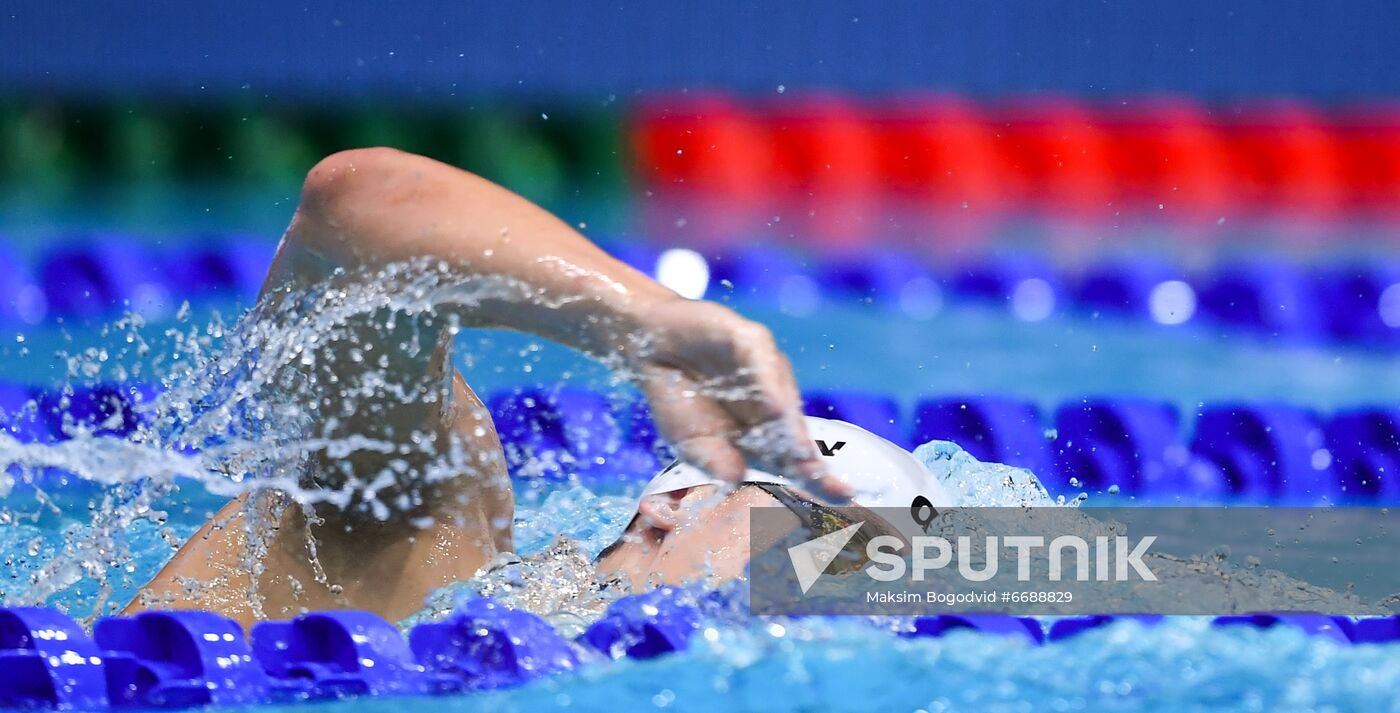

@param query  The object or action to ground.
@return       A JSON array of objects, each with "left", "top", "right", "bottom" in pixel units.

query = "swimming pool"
[
  {"left": 7, "top": 8, "right": 1400, "bottom": 708},
  {"left": 3, "top": 249, "right": 1400, "bottom": 712}
]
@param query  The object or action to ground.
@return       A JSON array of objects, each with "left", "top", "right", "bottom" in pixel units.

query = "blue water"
[
  {"left": 4, "top": 264, "right": 1400, "bottom": 710},
  {"left": 305, "top": 619, "right": 1400, "bottom": 713}
]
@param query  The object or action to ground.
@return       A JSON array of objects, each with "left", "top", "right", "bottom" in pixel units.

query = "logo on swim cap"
[{"left": 639, "top": 415, "right": 955, "bottom": 519}]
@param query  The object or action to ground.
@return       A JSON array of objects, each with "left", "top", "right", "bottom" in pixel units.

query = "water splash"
[
  {"left": 406, "top": 484, "right": 639, "bottom": 633},
  {"left": 913, "top": 439, "right": 1059, "bottom": 507},
  {"left": 0, "top": 257, "right": 645, "bottom": 617}
]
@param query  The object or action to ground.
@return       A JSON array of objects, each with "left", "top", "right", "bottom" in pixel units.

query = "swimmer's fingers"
[
  {"left": 717, "top": 326, "right": 852, "bottom": 501},
  {"left": 738, "top": 410, "right": 851, "bottom": 503},
  {"left": 640, "top": 362, "right": 850, "bottom": 502},
  {"left": 638, "top": 364, "right": 749, "bottom": 484},
  {"left": 633, "top": 300, "right": 847, "bottom": 498}
]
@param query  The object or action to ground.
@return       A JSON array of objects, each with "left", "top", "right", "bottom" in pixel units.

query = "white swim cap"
[{"left": 640, "top": 415, "right": 955, "bottom": 515}]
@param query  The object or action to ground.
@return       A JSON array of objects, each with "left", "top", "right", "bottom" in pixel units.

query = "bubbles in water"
[
  {"left": 1379, "top": 283, "right": 1400, "bottom": 328},
  {"left": 1010, "top": 278, "right": 1055, "bottom": 322},
  {"left": 1149, "top": 280, "right": 1197, "bottom": 325},
  {"left": 14, "top": 285, "right": 47, "bottom": 325},
  {"left": 898, "top": 277, "right": 943, "bottom": 320},
  {"left": 778, "top": 275, "right": 821, "bottom": 317}
]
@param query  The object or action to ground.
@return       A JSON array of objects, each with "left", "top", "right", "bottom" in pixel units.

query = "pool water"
[
  {"left": 287, "top": 618, "right": 1400, "bottom": 712},
  {"left": 2, "top": 261, "right": 1399, "bottom": 712}
]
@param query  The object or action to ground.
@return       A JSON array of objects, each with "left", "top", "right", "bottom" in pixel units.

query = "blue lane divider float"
[
  {"left": 1072, "top": 258, "right": 1186, "bottom": 320},
  {"left": 0, "top": 243, "right": 43, "bottom": 326},
  {"left": 1210, "top": 614, "right": 1355, "bottom": 645},
  {"left": 20, "top": 236, "right": 277, "bottom": 325},
  {"left": 1195, "top": 260, "right": 1327, "bottom": 340},
  {"left": 2, "top": 386, "right": 99, "bottom": 498},
  {"left": 905, "top": 615, "right": 1045, "bottom": 644},
  {"left": 1191, "top": 404, "right": 1337, "bottom": 502},
  {"left": 1349, "top": 615, "right": 1400, "bottom": 643},
  {"left": 36, "top": 384, "right": 154, "bottom": 440},
  {"left": 253, "top": 611, "right": 450, "bottom": 698},
  {"left": 1052, "top": 398, "right": 1193, "bottom": 496},
  {"left": 410, "top": 598, "right": 579, "bottom": 691},
  {"left": 169, "top": 237, "right": 277, "bottom": 300},
  {"left": 911, "top": 396, "right": 1053, "bottom": 476},
  {"left": 39, "top": 239, "right": 175, "bottom": 321},
  {"left": 2, "top": 604, "right": 1400, "bottom": 710},
  {"left": 95, "top": 611, "right": 270, "bottom": 708},
  {"left": 21, "top": 235, "right": 1400, "bottom": 352},
  {"left": 0, "top": 384, "right": 45, "bottom": 442},
  {"left": 487, "top": 386, "right": 661, "bottom": 481},
  {"left": 821, "top": 250, "right": 942, "bottom": 315},
  {"left": 707, "top": 245, "right": 815, "bottom": 300},
  {"left": 1325, "top": 408, "right": 1400, "bottom": 501},
  {"left": 579, "top": 587, "right": 703, "bottom": 660},
  {"left": 0, "top": 385, "right": 55, "bottom": 499},
  {"left": 5, "top": 384, "right": 156, "bottom": 497},
  {"left": 574, "top": 244, "right": 1400, "bottom": 347},
  {"left": 802, "top": 390, "right": 903, "bottom": 445},
  {"left": 0, "top": 607, "right": 108, "bottom": 710},
  {"left": 1317, "top": 260, "right": 1400, "bottom": 347},
  {"left": 947, "top": 255, "right": 1059, "bottom": 305},
  {"left": 620, "top": 398, "right": 672, "bottom": 465},
  {"left": 10, "top": 380, "right": 1400, "bottom": 503},
  {"left": 1046, "top": 614, "right": 1163, "bottom": 641}
]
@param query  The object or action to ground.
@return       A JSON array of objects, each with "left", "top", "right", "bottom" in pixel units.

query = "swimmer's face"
[{"left": 593, "top": 484, "right": 796, "bottom": 591}]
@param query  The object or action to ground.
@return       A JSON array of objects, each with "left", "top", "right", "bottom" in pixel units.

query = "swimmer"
[{"left": 127, "top": 148, "right": 950, "bottom": 628}]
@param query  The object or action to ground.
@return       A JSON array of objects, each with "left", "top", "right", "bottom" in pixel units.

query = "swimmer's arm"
[
  {"left": 279, "top": 147, "right": 672, "bottom": 357},
  {"left": 278, "top": 147, "right": 848, "bottom": 498}
]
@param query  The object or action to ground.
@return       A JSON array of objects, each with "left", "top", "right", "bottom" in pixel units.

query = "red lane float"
[
  {"left": 989, "top": 97, "right": 1115, "bottom": 214},
  {"left": 763, "top": 95, "right": 881, "bottom": 246},
  {"left": 632, "top": 95, "right": 770, "bottom": 198},
  {"left": 1219, "top": 100, "right": 1346, "bottom": 216},
  {"left": 874, "top": 95, "right": 1006, "bottom": 211},
  {"left": 1099, "top": 97, "right": 1233, "bottom": 217},
  {"left": 631, "top": 93, "right": 1400, "bottom": 229},
  {"left": 1332, "top": 103, "right": 1400, "bottom": 214}
]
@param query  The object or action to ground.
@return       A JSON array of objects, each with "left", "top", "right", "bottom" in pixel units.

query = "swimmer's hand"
[
  {"left": 630, "top": 297, "right": 853, "bottom": 501},
  {"left": 282, "top": 148, "right": 845, "bottom": 498}
]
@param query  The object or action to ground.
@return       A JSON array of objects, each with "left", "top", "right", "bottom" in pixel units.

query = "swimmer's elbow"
[
  {"left": 296, "top": 147, "right": 492, "bottom": 259},
  {"left": 292, "top": 147, "right": 518, "bottom": 265},
  {"left": 300, "top": 147, "right": 413, "bottom": 218},
  {"left": 298, "top": 146, "right": 497, "bottom": 225}
]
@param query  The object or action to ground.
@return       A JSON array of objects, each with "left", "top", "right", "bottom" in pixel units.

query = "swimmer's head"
[{"left": 593, "top": 416, "right": 954, "bottom": 591}]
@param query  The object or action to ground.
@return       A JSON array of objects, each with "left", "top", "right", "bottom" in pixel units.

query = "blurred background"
[{"left": 6, "top": 1, "right": 1400, "bottom": 500}]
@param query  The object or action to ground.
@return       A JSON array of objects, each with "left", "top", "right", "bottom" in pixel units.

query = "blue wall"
[{"left": 2, "top": 0, "right": 1398, "bottom": 101}]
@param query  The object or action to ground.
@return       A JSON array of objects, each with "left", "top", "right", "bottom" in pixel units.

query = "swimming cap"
[{"left": 640, "top": 416, "right": 955, "bottom": 514}]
